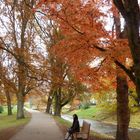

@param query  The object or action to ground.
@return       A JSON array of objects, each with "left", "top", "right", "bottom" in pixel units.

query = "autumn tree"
[
  {"left": 32, "top": 16, "right": 88, "bottom": 116},
  {"left": 0, "top": 0, "right": 46, "bottom": 119},
  {"left": 37, "top": 1, "right": 133, "bottom": 139},
  {"left": 113, "top": 0, "right": 140, "bottom": 105},
  {"left": 37, "top": 0, "right": 137, "bottom": 99},
  {"left": 36, "top": 0, "right": 114, "bottom": 95},
  {"left": 46, "top": 33, "right": 87, "bottom": 116},
  {"left": 0, "top": 64, "right": 13, "bottom": 115},
  {"left": 0, "top": 49, "right": 18, "bottom": 115}
]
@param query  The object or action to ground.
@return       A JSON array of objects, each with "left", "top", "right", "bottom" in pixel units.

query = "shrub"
[
  {"left": 0, "top": 106, "right": 4, "bottom": 113},
  {"left": 80, "top": 103, "right": 90, "bottom": 110}
]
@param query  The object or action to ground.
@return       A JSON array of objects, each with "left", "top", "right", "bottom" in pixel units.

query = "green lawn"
[
  {"left": 66, "top": 106, "right": 109, "bottom": 120},
  {"left": 67, "top": 106, "right": 98, "bottom": 119},
  {"left": 0, "top": 106, "right": 30, "bottom": 131},
  {"left": 0, "top": 105, "right": 17, "bottom": 117},
  {"left": 54, "top": 116, "right": 71, "bottom": 127},
  {"left": 0, "top": 114, "right": 30, "bottom": 130}
]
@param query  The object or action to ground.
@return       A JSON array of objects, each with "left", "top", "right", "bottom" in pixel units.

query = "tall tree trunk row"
[{"left": 5, "top": 90, "right": 12, "bottom": 115}]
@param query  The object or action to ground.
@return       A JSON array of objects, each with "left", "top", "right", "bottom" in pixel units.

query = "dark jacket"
[{"left": 69, "top": 119, "right": 80, "bottom": 134}]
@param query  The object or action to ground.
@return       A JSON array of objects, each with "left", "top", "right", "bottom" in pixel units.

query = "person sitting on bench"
[{"left": 65, "top": 114, "right": 80, "bottom": 140}]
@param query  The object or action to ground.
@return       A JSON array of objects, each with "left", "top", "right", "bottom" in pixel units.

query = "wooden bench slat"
[{"left": 73, "top": 121, "right": 90, "bottom": 140}]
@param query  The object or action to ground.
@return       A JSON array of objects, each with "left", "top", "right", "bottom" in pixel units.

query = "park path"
[{"left": 10, "top": 109, "right": 64, "bottom": 140}]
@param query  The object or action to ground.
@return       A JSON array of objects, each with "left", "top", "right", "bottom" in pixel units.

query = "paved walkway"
[{"left": 10, "top": 109, "right": 64, "bottom": 140}]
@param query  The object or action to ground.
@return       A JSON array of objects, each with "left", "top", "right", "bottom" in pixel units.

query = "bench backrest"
[{"left": 81, "top": 121, "right": 90, "bottom": 133}]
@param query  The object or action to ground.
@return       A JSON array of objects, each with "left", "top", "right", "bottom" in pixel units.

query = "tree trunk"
[
  {"left": 54, "top": 103, "right": 61, "bottom": 116},
  {"left": 5, "top": 90, "right": 12, "bottom": 115},
  {"left": 135, "top": 76, "right": 140, "bottom": 105},
  {"left": 54, "top": 88, "right": 62, "bottom": 116},
  {"left": 113, "top": 0, "right": 140, "bottom": 105},
  {"left": 16, "top": 91, "right": 25, "bottom": 119},
  {"left": 46, "top": 90, "right": 54, "bottom": 114},
  {"left": 113, "top": 8, "right": 130, "bottom": 140},
  {"left": 116, "top": 69, "right": 130, "bottom": 140},
  {"left": 127, "top": 25, "right": 140, "bottom": 105},
  {"left": 127, "top": 17, "right": 140, "bottom": 105},
  {"left": 16, "top": 61, "right": 26, "bottom": 119}
]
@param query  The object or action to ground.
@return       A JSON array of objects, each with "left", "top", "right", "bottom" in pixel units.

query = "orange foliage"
[{"left": 37, "top": 0, "right": 133, "bottom": 92}]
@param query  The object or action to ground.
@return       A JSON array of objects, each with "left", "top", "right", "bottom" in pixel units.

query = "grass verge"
[
  {"left": 0, "top": 114, "right": 30, "bottom": 131},
  {"left": 0, "top": 108, "right": 31, "bottom": 140}
]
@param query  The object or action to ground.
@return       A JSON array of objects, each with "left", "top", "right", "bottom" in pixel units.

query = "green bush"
[
  {"left": 0, "top": 106, "right": 4, "bottom": 113},
  {"left": 80, "top": 103, "right": 90, "bottom": 110}
]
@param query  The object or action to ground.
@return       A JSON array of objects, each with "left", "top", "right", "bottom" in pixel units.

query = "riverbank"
[{"left": 65, "top": 106, "right": 140, "bottom": 129}]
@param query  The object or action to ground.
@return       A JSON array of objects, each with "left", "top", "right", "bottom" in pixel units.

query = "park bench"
[{"left": 73, "top": 121, "right": 91, "bottom": 140}]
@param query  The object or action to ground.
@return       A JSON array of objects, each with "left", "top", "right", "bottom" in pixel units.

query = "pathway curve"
[{"left": 10, "top": 109, "right": 64, "bottom": 140}]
